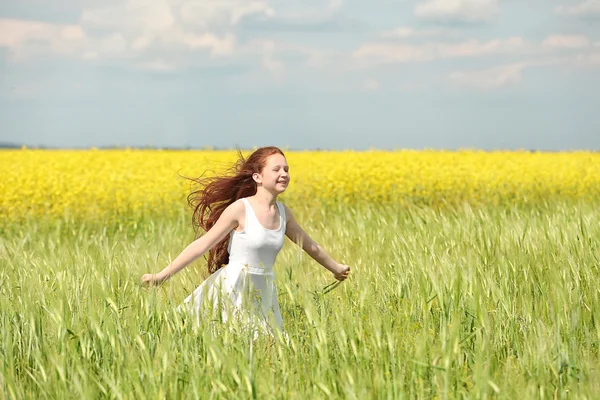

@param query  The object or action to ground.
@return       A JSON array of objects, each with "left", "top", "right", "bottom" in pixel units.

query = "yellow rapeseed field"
[{"left": 1, "top": 148, "right": 599, "bottom": 221}]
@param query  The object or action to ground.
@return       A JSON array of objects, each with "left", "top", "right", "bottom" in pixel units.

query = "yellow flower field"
[{"left": 1, "top": 148, "right": 599, "bottom": 221}]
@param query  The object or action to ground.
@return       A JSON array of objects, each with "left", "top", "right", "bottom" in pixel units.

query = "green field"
[{"left": 1, "top": 202, "right": 599, "bottom": 399}]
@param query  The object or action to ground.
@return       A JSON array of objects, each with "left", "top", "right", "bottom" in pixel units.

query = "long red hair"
[{"left": 185, "top": 146, "right": 285, "bottom": 273}]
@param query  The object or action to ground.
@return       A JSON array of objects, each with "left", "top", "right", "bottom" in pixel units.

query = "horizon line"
[{"left": 1, "top": 142, "right": 598, "bottom": 153}]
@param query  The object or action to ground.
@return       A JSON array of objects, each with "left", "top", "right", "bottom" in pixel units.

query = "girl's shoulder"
[
  {"left": 224, "top": 198, "right": 247, "bottom": 219},
  {"left": 278, "top": 201, "right": 295, "bottom": 221}
]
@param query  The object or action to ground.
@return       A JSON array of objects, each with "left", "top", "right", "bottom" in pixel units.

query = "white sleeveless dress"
[{"left": 178, "top": 198, "right": 287, "bottom": 336}]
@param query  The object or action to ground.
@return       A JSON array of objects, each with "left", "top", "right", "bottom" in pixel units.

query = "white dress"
[{"left": 178, "top": 197, "right": 287, "bottom": 337}]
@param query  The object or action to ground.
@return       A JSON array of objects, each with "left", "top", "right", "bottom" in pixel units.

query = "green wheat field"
[{"left": 1, "top": 201, "right": 599, "bottom": 399}]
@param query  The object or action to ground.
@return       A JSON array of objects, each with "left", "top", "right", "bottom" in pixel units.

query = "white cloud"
[
  {"left": 446, "top": 55, "right": 593, "bottom": 90},
  {"left": 261, "top": 41, "right": 284, "bottom": 71},
  {"left": 555, "top": 1, "right": 600, "bottom": 17},
  {"left": 177, "top": 0, "right": 274, "bottom": 27},
  {"left": 180, "top": 33, "right": 237, "bottom": 54},
  {"left": 415, "top": 0, "right": 499, "bottom": 23},
  {"left": 328, "top": 0, "right": 344, "bottom": 12},
  {"left": 137, "top": 59, "right": 178, "bottom": 71},
  {"left": 81, "top": 0, "right": 176, "bottom": 32},
  {"left": 448, "top": 62, "right": 527, "bottom": 89},
  {"left": 79, "top": 0, "right": 255, "bottom": 58},
  {"left": 0, "top": 18, "right": 85, "bottom": 60},
  {"left": 354, "top": 43, "right": 430, "bottom": 63},
  {"left": 353, "top": 37, "right": 525, "bottom": 65},
  {"left": 272, "top": 0, "right": 343, "bottom": 21},
  {"left": 0, "top": 0, "right": 347, "bottom": 74},
  {"left": 542, "top": 35, "right": 590, "bottom": 49},
  {"left": 80, "top": 0, "right": 274, "bottom": 31},
  {"left": 0, "top": 1, "right": 282, "bottom": 70},
  {"left": 587, "top": 53, "right": 600, "bottom": 65},
  {"left": 363, "top": 78, "right": 380, "bottom": 91},
  {"left": 379, "top": 26, "right": 461, "bottom": 39},
  {"left": 536, "top": 47, "right": 600, "bottom": 70},
  {"left": 569, "top": 52, "right": 600, "bottom": 67}
]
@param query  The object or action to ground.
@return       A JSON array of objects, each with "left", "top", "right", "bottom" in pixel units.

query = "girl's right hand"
[
  {"left": 140, "top": 273, "right": 165, "bottom": 287},
  {"left": 333, "top": 264, "right": 351, "bottom": 281}
]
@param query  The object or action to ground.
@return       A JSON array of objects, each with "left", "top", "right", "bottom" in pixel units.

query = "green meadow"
[{"left": 1, "top": 201, "right": 599, "bottom": 399}]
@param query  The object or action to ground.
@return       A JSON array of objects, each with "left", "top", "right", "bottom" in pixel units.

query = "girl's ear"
[{"left": 252, "top": 172, "right": 261, "bottom": 183}]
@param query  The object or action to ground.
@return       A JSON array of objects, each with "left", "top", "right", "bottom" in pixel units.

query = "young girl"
[{"left": 140, "top": 146, "right": 350, "bottom": 336}]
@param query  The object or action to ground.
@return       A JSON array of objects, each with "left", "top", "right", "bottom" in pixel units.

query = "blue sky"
[{"left": 1, "top": 0, "right": 599, "bottom": 150}]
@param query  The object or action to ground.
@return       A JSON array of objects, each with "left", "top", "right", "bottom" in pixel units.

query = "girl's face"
[{"left": 255, "top": 154, "right": 290, "bottom": 193}]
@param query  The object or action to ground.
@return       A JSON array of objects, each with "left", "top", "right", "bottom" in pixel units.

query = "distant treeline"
[
  {"left": 0, "top": 143, "right": 597, "bottom": 152},
  {"left": 0, "top": 143, "right": 23, "bottom": 149},
  {"left": 0, "top": 144, "right": 352, "bottom": 151},
  {"left": 0, "top": 144, "right": 238, "bottom": 150}
]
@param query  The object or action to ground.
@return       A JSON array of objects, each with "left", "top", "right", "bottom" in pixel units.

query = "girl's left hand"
[{"left": 333, "top": 264, "right": 351, "bottom": 281}]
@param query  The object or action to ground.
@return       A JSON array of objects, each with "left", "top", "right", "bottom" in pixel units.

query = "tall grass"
[{"left": 1, "top": 201, "right": 599, "bottom": 399}]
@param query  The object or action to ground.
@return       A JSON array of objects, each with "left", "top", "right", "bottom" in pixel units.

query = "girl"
[{"left": 140, "top": 146, "right": 350, "bottom": 335}]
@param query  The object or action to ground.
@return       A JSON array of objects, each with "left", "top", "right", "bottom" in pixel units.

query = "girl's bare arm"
[
  {"left": 141, "top": 200, "right": 243, "bottom": 285},
  {"left": 283, "top": 204, "right": 350, "bottom": 281}
]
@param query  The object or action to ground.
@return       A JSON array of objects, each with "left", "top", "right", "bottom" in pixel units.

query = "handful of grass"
[{"left": 322, "top": 280, "right": 341, "bottom": 294}]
